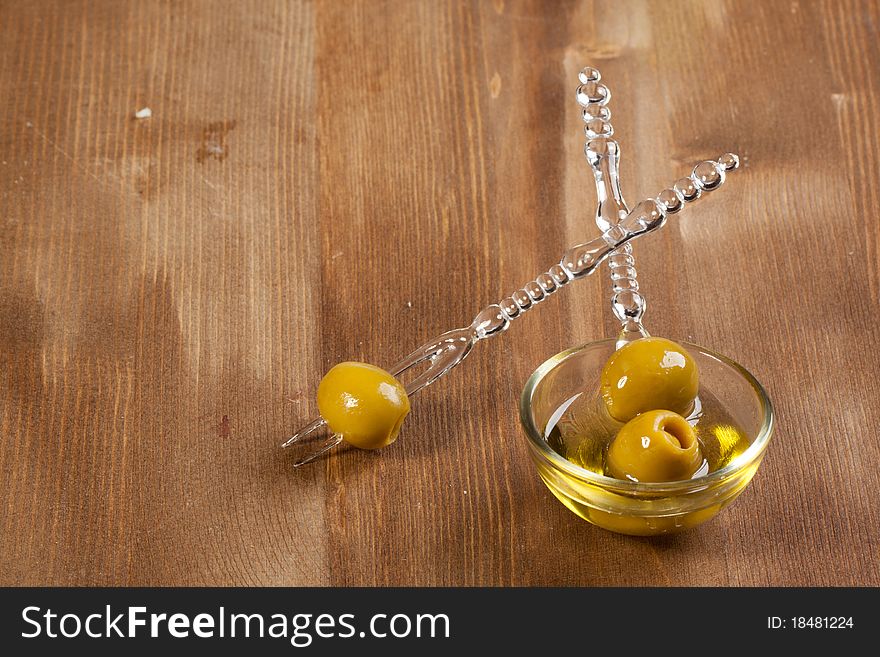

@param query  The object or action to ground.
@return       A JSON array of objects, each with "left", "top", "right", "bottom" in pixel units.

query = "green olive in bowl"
[
  {"left": 606, "top": 410, "right": 704, "bottom": 482},
  {"left": 600, "top": 337, "right": 699, "bottom": 422}
]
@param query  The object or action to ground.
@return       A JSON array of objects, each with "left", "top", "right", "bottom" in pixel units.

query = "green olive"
[
  {"left": 600, "top": 337, "right": 699, "bottom": 422},
  {"left": 316, "top": 362, "right": 410, "bottom": 450},
  {"left": 606, "top": 409, "right": 704, "bottom": 482}
]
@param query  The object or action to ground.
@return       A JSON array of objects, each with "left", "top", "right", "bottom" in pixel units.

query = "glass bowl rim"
[{"left": 519, "top": 337, "right": 774, "bottom": 494}]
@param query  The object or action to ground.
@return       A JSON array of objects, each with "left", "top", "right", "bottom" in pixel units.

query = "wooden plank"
[{"left": 1, "top": 0, "right": 877, "bottom": 586}]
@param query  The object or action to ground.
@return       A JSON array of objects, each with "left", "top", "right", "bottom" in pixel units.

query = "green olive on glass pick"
[
  {"left": 600, "top": 337, "right": 699, "bottom": 423},
  {"left": 316, "top": 362, "right": 410, "bottom": 450}
]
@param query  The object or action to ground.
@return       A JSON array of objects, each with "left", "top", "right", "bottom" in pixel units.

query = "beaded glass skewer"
[
  {"left": 283, "top": 67, "right": 741, "bottom": 467},
  {"left": 577, "top": 66, "right": 648, "bottom": 346},
  {"left": 576, "top": 66, "right": 739, "bottom": 348}
]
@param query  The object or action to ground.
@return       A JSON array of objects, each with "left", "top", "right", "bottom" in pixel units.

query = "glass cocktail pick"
[
  {"left": 283, "top": 67, "right": 741, "bottom": 467},
  {"left": 576, "top": 66, "right": 739, "bottom": 347}
]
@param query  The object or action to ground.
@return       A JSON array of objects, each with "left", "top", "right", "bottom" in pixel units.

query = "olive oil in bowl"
[
  {"left": 519, "top": 339, "right": 773, "bottom": 536},
  {"left": 546, "top": 386, "right": 752, "bottom": 479}
]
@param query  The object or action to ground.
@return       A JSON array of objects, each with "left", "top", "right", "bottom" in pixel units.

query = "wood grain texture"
[{"left": 1, "top": 0, "right": 878, "bottom": 586}]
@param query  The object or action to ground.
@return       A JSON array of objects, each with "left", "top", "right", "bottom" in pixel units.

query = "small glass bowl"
[{"left": 519, "top": 338, "right": 773, "bottom": 536}]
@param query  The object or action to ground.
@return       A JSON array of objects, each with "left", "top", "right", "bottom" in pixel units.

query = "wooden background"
[{"left": 2, "top": 0, "right": 878, "bottom": 586}]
